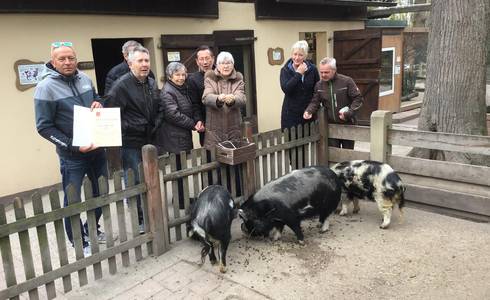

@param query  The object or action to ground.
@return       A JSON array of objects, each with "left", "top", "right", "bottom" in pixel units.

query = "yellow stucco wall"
[{"left": 0, "top": 2, "right": 363, "bottom": 197}]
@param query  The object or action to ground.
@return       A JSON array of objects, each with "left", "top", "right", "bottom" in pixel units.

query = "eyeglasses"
[{"left": 51, "top": 41, "right": 73, "bottom": 48}]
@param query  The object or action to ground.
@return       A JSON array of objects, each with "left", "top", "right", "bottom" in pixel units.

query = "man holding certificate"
[
  {"left": 106, "top": 46, "right": 159, "bottom": 231},
  {"left": 34, "top": 42, "right": 107, "bottom": 255}
]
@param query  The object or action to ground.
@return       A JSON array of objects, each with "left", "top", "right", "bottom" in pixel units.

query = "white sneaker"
[
  {"left": 83, "top": 245, "right": 91, "bottom": 257},
  {"left": 139, "top": 224, "right": 145, "bottom": 234}
]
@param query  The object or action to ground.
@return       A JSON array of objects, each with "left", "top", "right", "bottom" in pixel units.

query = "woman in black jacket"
[
  {"left": 155, "top": 62, "right": 204, "bottom": 208},
  {"left": 280, "top": 40, "right": 319, "bottom": 130}
]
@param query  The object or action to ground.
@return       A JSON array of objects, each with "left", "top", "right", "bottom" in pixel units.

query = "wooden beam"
[{"left": 368, "top": 3, "right": 431, "bottom": 18}]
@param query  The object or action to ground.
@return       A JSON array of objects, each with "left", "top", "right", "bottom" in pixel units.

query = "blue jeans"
[
  {"left": 121, "top": 147, "right": 144, "bottom": 224},
  {"left": 60, "top": 151, "right": 107, "bottom": 247}
]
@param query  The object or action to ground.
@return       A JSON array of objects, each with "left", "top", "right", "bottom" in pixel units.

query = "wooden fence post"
[
  {"left": 142, "top": 144, "right": 169, "bottom": 255},
  {"left": 317, "top": 107, "right": 329, "bottom": 165},
  {"left": 243, "top": 121, "right": 256, "bottom": 201},
  {"left": 370, "top": 110, "right": 392, "bottom": 162}
]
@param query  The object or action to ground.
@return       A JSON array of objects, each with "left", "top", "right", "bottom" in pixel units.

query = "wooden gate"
[{"left": 334, "top": 29, "right": 382, "bottom": 125}]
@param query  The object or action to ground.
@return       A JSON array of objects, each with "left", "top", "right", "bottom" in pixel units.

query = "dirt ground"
[{"left": 65, "top": 201, "right": 490, "bottom": 300}]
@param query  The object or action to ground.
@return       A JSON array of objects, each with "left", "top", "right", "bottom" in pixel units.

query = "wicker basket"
[{"left": 216, "top": 140, "right": 257, "bottom": 165}]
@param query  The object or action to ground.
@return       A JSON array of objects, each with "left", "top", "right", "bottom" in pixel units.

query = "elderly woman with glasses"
[
  {"left": 202, "top": 51, "right": 246, "bottom": 195},
  {"left": 280, "top": 40, "right": 319, "bottom": 130},
  {"left": 202, "top": 51, "right": 246, "bottom": 149},
  {"left": 155, "top": 62, "right": 204, "bottom": 208}
]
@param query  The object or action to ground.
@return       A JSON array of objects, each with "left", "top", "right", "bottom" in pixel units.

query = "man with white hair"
[
  {"left": 106, "top": 46, "right": 159, "bottom": 231},
  {"left": 34, "top": 41, "right": 107, "bottom": 255},
  {"left": 303, "top": 57, "right": 363, "bottom": 149},
  {"left": 104, "top": 40, "right": 154, "bottom": 94}
]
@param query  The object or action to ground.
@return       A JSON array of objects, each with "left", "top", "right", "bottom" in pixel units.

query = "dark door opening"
[
  {"left": 91, "top": 38, "right": 145, "bottom": 95},
  {"left": 161, "top": 30, "right": 258, "bottom": 132}
]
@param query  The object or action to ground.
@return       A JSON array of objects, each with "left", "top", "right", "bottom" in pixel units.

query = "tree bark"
[{"left": 409, "top": 0, "right": 489, "bottom": 166}]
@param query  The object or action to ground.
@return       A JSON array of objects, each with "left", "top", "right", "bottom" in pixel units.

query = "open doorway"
[{"left": 91, "top": 38, "right": 145, "bottom": 95}]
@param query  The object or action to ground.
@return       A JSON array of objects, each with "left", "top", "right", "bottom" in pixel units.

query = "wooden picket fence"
[
  {"left": 0, "top": 115, "right": 325, "bottom": 299},
  {"left": 1, "top": 107, "right": 489, "bottom": 299},
  {"left": 328, "top": 110, "right": 490, "bottom": 221}
]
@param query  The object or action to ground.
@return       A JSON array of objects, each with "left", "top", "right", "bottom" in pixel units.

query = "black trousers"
[{"left": 328, "top": 138, "right": 355, "bottom": 149}]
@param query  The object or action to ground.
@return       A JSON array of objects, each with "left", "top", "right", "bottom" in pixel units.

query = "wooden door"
[
  {"left": 334, "top": 29, "right": 382, "bottom": 125},
  {"left": 161, "top": 34, "right": 215, "bottom": 74}
]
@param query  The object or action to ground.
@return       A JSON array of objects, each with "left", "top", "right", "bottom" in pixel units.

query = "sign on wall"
[{"left": 14, "top": 59, "right": 45, "bottom": 91}]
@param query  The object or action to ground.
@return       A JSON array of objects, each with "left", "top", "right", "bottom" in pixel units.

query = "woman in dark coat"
[
  {"left": 280, "top": 40, "right": 320, "bottom": 130},
  {"left": 155, "top": 62, "right": 204, "bottom": 208}
]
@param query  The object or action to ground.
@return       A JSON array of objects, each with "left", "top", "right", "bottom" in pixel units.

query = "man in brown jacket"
[{"left": 304, "top": 57, "right": 363, "bottom": 149}]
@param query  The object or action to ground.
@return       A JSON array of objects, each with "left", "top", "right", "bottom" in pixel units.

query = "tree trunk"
[{"left": 409, "top": 0, "right": 489, "bottom": 166}]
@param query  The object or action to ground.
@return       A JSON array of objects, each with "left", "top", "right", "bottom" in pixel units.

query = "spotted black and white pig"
[
  {"left": 239, "top": 166, "right": 341, "bottom": 245},
  {"left": 187, "top": 185, "right": 235, "bottom": 273},
  {"left": 331, "top": 160, "right": 405, "bottom": 229}
]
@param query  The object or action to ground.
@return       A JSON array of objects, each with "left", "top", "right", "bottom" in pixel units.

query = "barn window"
[{"left": 380, "top": 47, "right": 395, "bottom": 96}]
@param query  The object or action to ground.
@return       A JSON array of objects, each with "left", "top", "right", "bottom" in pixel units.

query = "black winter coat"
[
  {"left": 155, "top": 81, "right": 198, "bottom": 154},
  {"left": 106, "top": 72, "right": 159, "bottom": 149},
  {"left": 280, "top": 59, "right": 319, "bottom": 130},
  {"left": 104, "top": 61, "right": 155, "bottom": 95},
  {"left": 186, "top": 71, "right": 206, "bottom": 123}
]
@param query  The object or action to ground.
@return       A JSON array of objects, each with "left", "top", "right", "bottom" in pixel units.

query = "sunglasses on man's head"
[{"left": 51, "top": 41, "right": 73, "bottom": 48}]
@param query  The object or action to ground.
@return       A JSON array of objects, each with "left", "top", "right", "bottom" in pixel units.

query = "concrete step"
[{"left": 400, "top": 100, "right": 422, "bottom": 112}]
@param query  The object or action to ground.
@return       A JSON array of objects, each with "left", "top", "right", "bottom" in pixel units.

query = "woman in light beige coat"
[
  {"left": 202, "top": 51, "right": 246, "bottom": 195},
  {"left": 202, "top": 51, "right": 246, "bottom": 150}
]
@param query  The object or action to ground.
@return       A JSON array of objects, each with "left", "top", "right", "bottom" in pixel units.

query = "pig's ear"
[{"left": 238, "top": 209, "right": 247, "bottom": 221}]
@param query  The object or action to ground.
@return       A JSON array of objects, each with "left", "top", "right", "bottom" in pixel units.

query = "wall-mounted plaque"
[
  {"left": 14, "top": 59, "right": 45, "bottom": 91},
  {"left": 267, "top": 47, "right": 284, "bottom": 65},
  {"left": 78, "top": 61, "right": 95, "bottom": 70},
  {"left": 167, "top": 51, "right": 181, "bottom": 62}
]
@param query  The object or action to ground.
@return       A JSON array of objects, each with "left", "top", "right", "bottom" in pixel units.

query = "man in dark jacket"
[
  {"left": 104, "top": 40, "right": 155, "bottom": 95},
  {"left": 34, "top": 42, "right": 106, "bottom": 255},
  {"left": 187, "top": 45, "right": 215, "bottom": 146},
  {"left": 304, "top": 57, "right": 363, "bottom": 149},
  {"left": 106, "top": 46, "right": 159, "bottom": 229}
]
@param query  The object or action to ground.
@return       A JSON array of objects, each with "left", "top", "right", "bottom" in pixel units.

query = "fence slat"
[
  {"left": 98, "top": 176, "right": 117, "bottom": 274},
  {"left": 311, "top": 122, "right": 317, "bottom": 165},
  {"left": 284, "top": 128, "right": 291, "bottom": 174},
  {"left": 200, "top": 148, "right": 209, "bottom": 188},
  {"left": 290, "top": 127, "right": 297, "bottom": 170},
  {"left": 14, "top": 197, "right": 39, "bottom": 299},
  {"left": 388, "top": 155, "right": 490, "bottom": 187},
  {"left": 83, "top": 179, "right": 102, "bottom": 280},
  {"left": 0, "top": 204, "right": 19, "bottom": 300},
  {"left": 66, "top": 185, "right": 88, "bottom": 287},
  {"left": 275, "top": 130, "right": 283, "bottom": 178},
  {"left": 138, "top": 163, "right": 152, "bottom": 255},
  {"left": 114, "top": 171, "right": 130, "bottom": 267},
  {"left": 32, "top": 193, "right": 56, "bottom": 299},
  {"left": 48, "top": 190, "right": 72, "bottom": 292},
  {"left": 210, "top": 149, "right": 218, "bottom": 186},
  {"left": 170, "top": 154, "right": 182, "bottom": 241},
  {"left": 298, "top": 124, "right": 304, "bottom": 169},
  {"left": 389, "top": 128, "right": 490, "bottom": 155},
  {"left": 261, "top": 134, "right": 269, "bottom": 184},
  {"left": 329, "top": 147, "right": 370, "bottom": 163},
  {"left": 270, "top": 132, "right": 277, "bottom": 180},
  {"left": 329, "top": 124, "right": 370, "bottom": 142},
  {"left": 127, "top": 169, "right": 143, "bottom": 261},
  {"left": 179, "top": 152, "right": 190, "bottom": 211},
  {"left": 192, "top": 150, "right": 201, "bottom": 199},
  {"left": 253, "top": 135, "right": 261, "bottom": 188}
]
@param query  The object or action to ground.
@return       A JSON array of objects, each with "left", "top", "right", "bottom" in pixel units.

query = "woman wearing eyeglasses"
[
  {"left": 202, "top": 51, "right": 246, "bottom": 150},
  {"left": 202, "top": 51, "right": 246, "bottom": 195}
]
